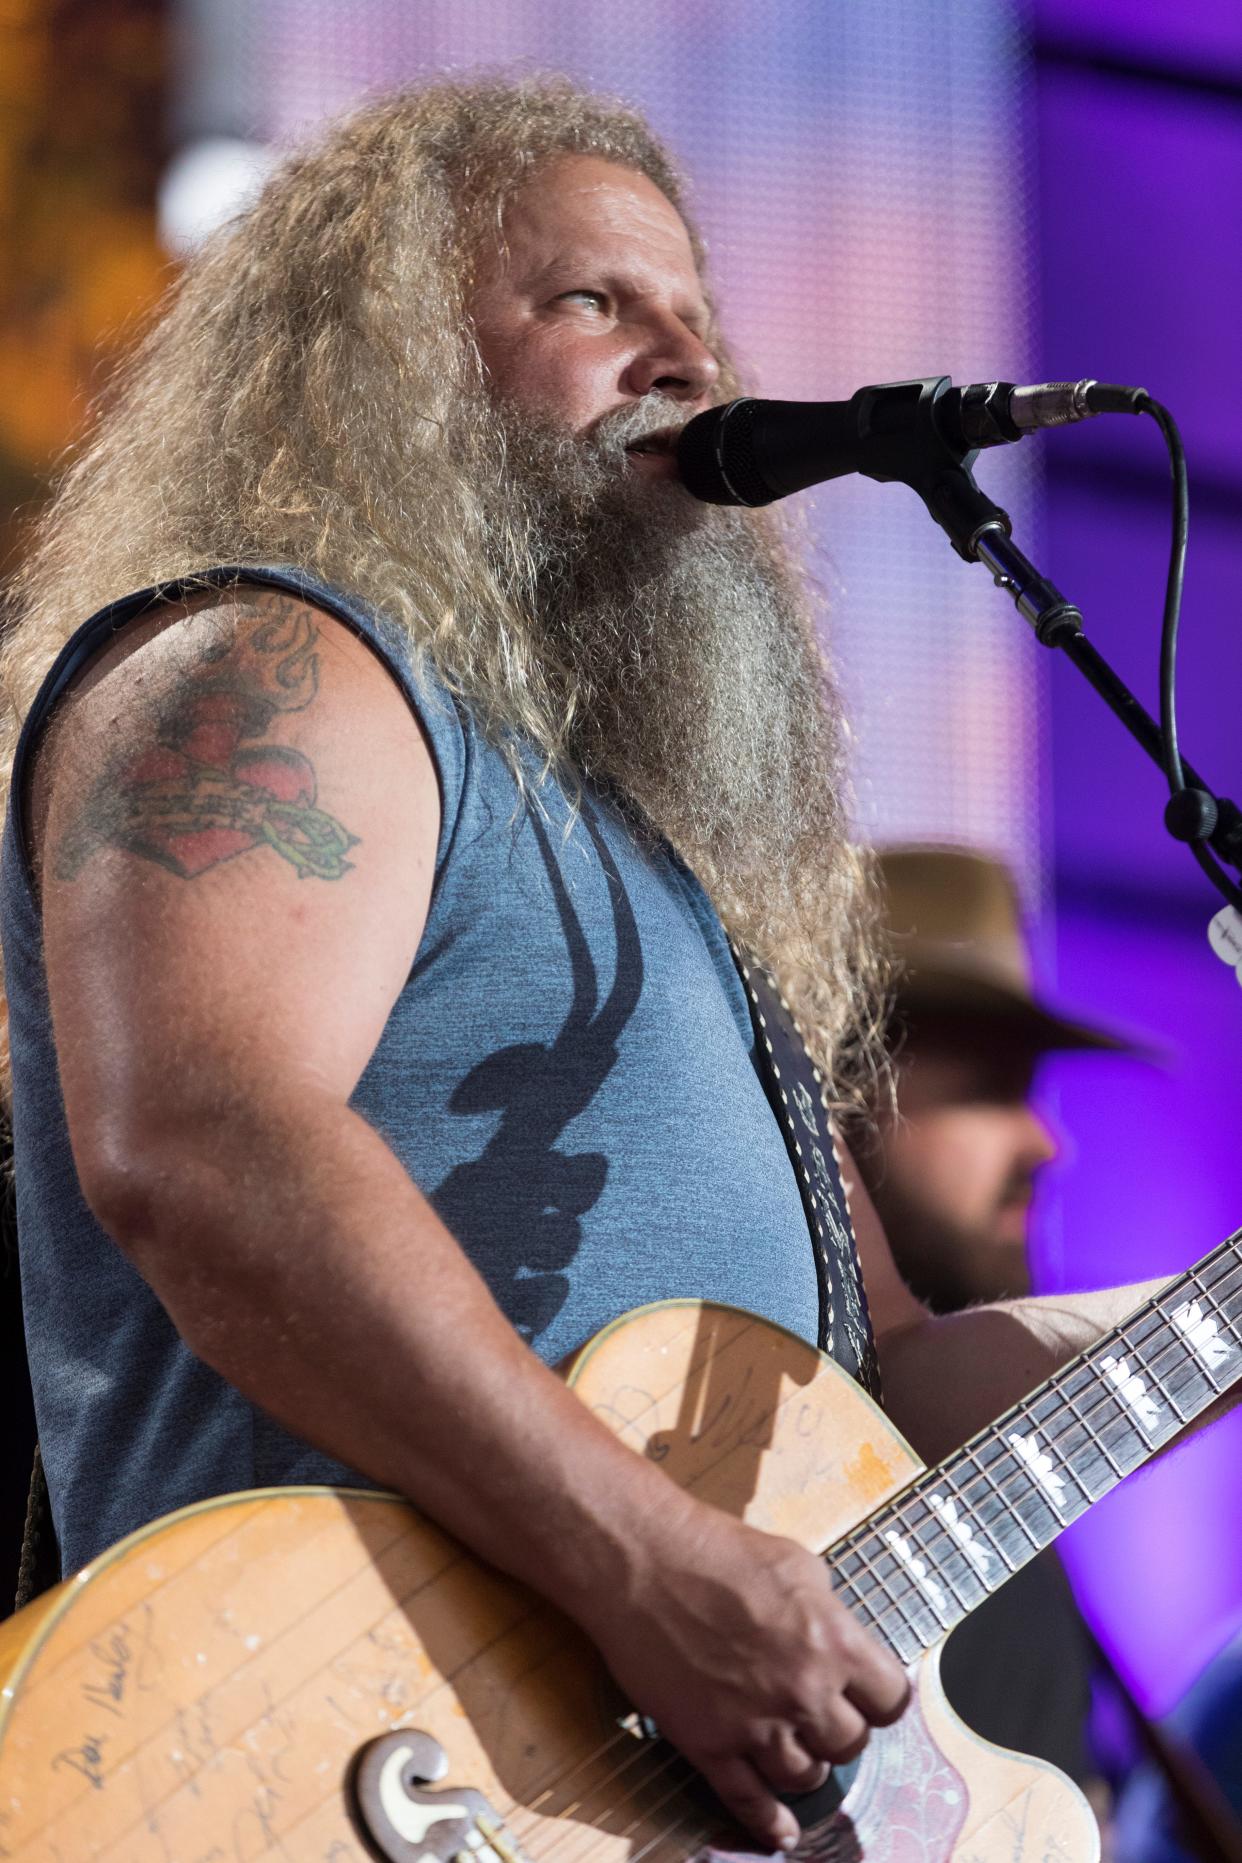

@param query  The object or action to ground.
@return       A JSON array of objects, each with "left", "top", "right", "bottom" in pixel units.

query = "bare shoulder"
[{"left": 30, "top": 583, "right": 437, "bottom": 893}]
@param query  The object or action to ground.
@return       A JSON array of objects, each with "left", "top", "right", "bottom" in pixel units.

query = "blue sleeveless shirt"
[{"left": 2, "top": 567, "right": 821, "bottom": 1574}]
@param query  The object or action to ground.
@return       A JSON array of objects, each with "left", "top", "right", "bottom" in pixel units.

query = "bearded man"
[{"left": 0, "top": 77, "right": 1227, "bottom": 1852}]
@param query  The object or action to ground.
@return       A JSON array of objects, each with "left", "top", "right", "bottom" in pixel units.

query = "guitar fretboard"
[{"left": 829, "top": 1230, "right": 1242, "bottom": 1664}]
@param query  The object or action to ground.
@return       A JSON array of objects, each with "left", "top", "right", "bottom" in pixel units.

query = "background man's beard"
[{"left": 489, "top": 396, "right": 849, "bottom": 905}]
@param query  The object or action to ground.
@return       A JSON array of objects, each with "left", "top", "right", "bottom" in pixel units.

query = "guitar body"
[{"left": 0, "top": 1301, "right": 1098, "bottom": 1861}]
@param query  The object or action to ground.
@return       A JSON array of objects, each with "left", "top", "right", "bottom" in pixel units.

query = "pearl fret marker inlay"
[
  {"left": 1172, "top": 1299, "right": 1233, "bottom": 1374},
  {"left": 1101, "top": 1354, "right": 1162, "bottom": 1433},
  {"left": 1007, "top": 1431, "right": 1068, "bottom": 1510},
  {"left": 884, "top": 1529, "right": 947, "bottom": 1617},
  {"left": 927, "top": 1492, "right": 994, "bottom": 1577}
]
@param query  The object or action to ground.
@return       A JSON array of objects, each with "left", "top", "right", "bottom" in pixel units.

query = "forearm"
[
  {"left": 91, "top": 1087, "right": 690, "bottom": 1623},
  {"left": 878, "top": 1278, "right": 1175, "bottom": 1464}
]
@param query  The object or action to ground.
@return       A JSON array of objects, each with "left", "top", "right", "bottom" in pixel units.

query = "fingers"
[
  {"left": 752, "top": 1723, "right": 832, "bottom": 1795},
  {"left": 791, "top": 1702, "right": 870, "bottom": 1769},
  {"left": 843, "top": 1640, "right": 910, "bottom": 1727},
  {"left": 701, "top": 1720, "right": 862, "bottom": 1850},
  {"left": 702, "top": 1753, "right": 802, "bottom": 1854}
]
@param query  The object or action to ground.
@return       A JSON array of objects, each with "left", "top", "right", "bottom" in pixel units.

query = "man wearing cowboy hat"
[
  {"left": 857, "top": 843, "right": 1137, "bottom": 1316},
  {"left": 852, "top": 843, "right": 1144, "bottom": 1804}
]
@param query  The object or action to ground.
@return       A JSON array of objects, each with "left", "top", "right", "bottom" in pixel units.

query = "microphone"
[{"left": 676, "top": 376, "right": 1147, "bottom": 506}]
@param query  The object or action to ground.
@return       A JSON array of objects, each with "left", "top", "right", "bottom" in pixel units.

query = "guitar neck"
[{"left": 828, "top": 1228, "right": 1242, "bottom": 1665}]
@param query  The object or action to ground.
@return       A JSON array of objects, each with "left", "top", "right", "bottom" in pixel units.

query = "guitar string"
[
  {"left": 508, "top": 1257, "right": 1242, "bottom": 1857},
  {"left": 498, "top": 1257, "right": 1242, "bottom": 1854},
  {"left": 608, "top": 1261, "right": 1242, "bottom": 1863},
  {"left": 839, "top": 1249, "right": 1242, "bottom": 1601},
  {"left": 839, "top": 1262, "right": 1242, "bottom": 1636},
  {"left": 506, "top": 1718, "right": 694, "bottom": 1849},
  {"left": 827, "top": 1258, "right": 1242, "bottom": 1642},
  {"left": 35, "top": 1269, "right": 1235, "bottom": 1855},
  {"left": 754, "top": 1251, "right": 1242, "bottom": 1656},
  {"left": 528, "top": 1743, "right": 707, "bottom": 1863},
  {"left": 506, "top": 1721, "right": 668, "bottom": 1826}
]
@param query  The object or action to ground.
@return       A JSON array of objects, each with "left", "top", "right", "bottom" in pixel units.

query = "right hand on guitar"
[{"left": 569, "top": 1495, "right": 910, "bottom": 1853}]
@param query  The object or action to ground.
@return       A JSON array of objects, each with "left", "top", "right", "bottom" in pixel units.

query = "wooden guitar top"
[{"left": 0, "top": 1300, "right": 1099, "bottom": 1861}]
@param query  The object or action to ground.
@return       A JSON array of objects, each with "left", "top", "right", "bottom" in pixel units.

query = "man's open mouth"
[{"left": 624, "top": 427, "right": 680, "bottom": 459}]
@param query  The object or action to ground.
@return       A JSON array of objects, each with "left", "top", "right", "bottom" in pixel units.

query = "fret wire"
[
  {"left": 838, "top": 1495, "right": 972, "bottom": 1644},
  {"left": 964, "top": 1265, "right": 1241, "bottom": 1500},
  {"left": 841, "top": 1302, "right": 1219, "bottom": 1572},
  {"left": 833, "top": 1562, "right": 892, "bottom": 1637},
  {"left": 1007, "top": 1428, "right": 1073, "bottom": 1532},
  {"left": 885, "top": 1450, "right": 1022, "bottom": 1579},
  {"left": 837, "top": 1573, "right": 932, "bottom": 1664},
  {"left": 1069, "top": 1304, "right": 1221, "bottom": 1436},
  {"left": 984, "top": 1256, "right": 1242, "bottom": 1485},
  {"left": 1145, "top": 1354, "right": 1192, "bottom": 1425},
  {"left": 896, "top": 1491, "right": 988, "bottom": 1618},
  {"left": 1153, "top": 1255, "right": 1242, "bottom": 1329},
  {"left": 998, "top": 1336, "right": 1170, "bottom": 1508},
  {"left": 961, "top": 1440, "right": 1029, "bottom": 1566},
  {"left": 833, "top": 1533, "right": 938, "bottom": 1647},
  {"left": 871, "top": 1474, "right": 1002, "bottom": 1614},
  {"left": 840, "top": 1563, "right": 932, "bottom": 1647},
  {"left": 1023, "top": 1366, "right": 1101, "bottom": 1488},
  {"left": 949, "top": 1289, "right": 1227, "bottom": 1529},
  {"left": 1144, "top": 1283, "right": 1241, "bottom": 1405},
  {"left": 936, "top": 1458, "right": 1010, "bottom": 1592},
  {"left": 1154, "top": 1262, "right": 1242, "bottom": 1392},
  {"left": 840, "top": 1536, "right": 945, "bottom": 1647},
  {"left": 833, "top": 1524, "right": 971, "bottom": 1645},
  {"left": 824, "top": 1250, "right": 1242, "bottom": 1622},
  {"left": 836, "top": 1517, "right": 924, "bottom": 1615},
  {"left": 986, "top": 1426, "right": 1062, "bottom": 1542},
  {"left": 851, "top": 1452, "right": 1014, "bottom": 1589},
  {"left": 1125, "top": 1306, "right": 1203, "bottom": 1415},
  {"left": 1067, "top": 1345, "right": 1159, "bottom": 1464},
  {"left": 1033, "top": 1367, "right": 1102, "bottom": 1476},
  {"left": 1061, "top": 1378, "right": 1126, "bottom": 1485}
]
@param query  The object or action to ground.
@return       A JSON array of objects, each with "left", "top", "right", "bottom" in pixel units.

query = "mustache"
[{"left": 584, "top": 394, "right": 702, "bottom": 465}]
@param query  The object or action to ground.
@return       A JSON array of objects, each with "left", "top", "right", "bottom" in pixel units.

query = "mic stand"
[{"left": 903, "top": 458, "right": 1242, "bottom": 915}]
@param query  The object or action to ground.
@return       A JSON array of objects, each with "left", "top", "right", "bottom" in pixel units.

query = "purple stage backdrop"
[
  {"left": 165, "top": 0, "right": 1242, "bottom": 1718},
  {"left": 1030, "top": 0, "right": 1242, "bottom": 1715}
]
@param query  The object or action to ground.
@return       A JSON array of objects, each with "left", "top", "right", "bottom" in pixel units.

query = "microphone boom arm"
[{"left": 935, "top": 460, "right": 1242, "bottom": 911}]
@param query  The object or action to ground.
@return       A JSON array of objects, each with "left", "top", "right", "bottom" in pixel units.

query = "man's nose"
[
  {"left": 625, "top": 316, "right": 720, "bottom": 404},
  {"left": 1021, "top": 1101, "right": 1060, "bottom": 1170}
]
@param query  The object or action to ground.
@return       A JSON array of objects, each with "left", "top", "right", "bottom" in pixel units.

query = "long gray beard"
[
  {"left": 467, "top": 391, "right": 881, "bottom": 1090},
  {"left": 490, "top": 395, "right": 847, "bottom": 899}
]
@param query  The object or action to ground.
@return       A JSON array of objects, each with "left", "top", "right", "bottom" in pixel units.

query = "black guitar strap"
[{"left": 732, "top": 947, "right": 882, "bottom": 1401}]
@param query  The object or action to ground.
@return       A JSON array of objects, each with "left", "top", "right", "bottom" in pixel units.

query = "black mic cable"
[{"left": 679, "top": 375, "right": 1242, "bottom": 914}]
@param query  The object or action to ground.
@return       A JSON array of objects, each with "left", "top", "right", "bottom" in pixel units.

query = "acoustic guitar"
[{"left": 1, "top": 1230, "right": 1238, "bottom": 1862}]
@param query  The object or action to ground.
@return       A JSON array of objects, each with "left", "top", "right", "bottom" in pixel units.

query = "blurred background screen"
[{"left": 2, "top": 0, "right": 1240, "bottom": 1738}]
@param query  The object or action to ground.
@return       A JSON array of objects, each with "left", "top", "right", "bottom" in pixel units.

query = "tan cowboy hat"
[{"left": 876, "top": 844, "right": 1142, "bottom": 1054}]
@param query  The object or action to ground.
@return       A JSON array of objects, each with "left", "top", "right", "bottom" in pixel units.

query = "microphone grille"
[{"left": 677, "top": 399, "right": 775, "bottom": 506}]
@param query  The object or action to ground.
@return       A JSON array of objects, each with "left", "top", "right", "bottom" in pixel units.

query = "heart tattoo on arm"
[{"left": 56, "top": 595, "right": 360, "bottom": 883}]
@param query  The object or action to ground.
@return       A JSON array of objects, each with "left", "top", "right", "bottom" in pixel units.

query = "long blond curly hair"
[{"left": 0, "top": 73, "right": 884, "bottom": 1104}]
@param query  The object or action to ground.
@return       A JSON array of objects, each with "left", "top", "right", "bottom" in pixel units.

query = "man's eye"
[{"left": 558, "top": 289, "right": 609, "bottom": 310}]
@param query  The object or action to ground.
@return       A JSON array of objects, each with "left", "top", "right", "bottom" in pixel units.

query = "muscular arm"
[{"left": 35, "top": 589, "right": 905, "bottom": 1849}]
